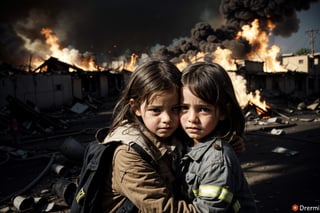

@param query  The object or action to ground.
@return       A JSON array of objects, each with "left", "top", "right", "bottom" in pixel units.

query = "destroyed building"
[
  {"left": 0, "top": 57, "right": 131, "bottom": 110},
  {"left": 1, "top": 52, "right": 319, "bottom": 112},
  {"left": 238, "top": 52, "right": 320, "bottom": 98}
]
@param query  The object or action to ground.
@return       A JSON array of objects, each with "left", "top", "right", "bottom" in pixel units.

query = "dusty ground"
[
  {"left": 243, "top": 118, "right": 320, "bottom": 212},
  {"left": 0, "top": 99, "right": 320, "bottom": 213}
]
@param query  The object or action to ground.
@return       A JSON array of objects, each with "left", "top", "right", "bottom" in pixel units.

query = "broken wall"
[
  {"left": 99, "top": 74, "right": 108, "bottom": 97},
  {"left": 0, "top": 74, "right": 73, "bottom": 110},
  {"left": 265, "top": 73, "right": 307, "bottom": 97}
]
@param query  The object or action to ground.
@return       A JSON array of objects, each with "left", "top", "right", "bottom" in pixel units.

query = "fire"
[
  {"left": 124, "top": 53, "right": 138, "bottom": 71},
  {"left": 212, "top": 47, "right": 237, "bottom": 71},
  {"left": 175, "top": 59, "right": 189, "bottom": 71},
  {"left": 20, "top": 21, "right": 276, "bottom": 110},
  {"left": 172, "top": 19, "right": 284, "bottom": 110},
  {"left": 226, "top": 72, "right": 269, "bottom": 110},
  {"left": 175, "top": 49, "right": 236, "bottom": 71},
  {"left": 40, "top": 28, "right": 97, "bottom": 71},
  {"left": 236, "top": 19, "right": 286, "bottom": 72},
  {"left": 246, "top": 90, "right": 269, "bottom": 111},
  {"left": 19, "top": 27, "right": 98, "bottom": 71}
]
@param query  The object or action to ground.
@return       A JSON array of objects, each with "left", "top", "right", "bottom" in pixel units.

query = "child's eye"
[
  {"left": 180, "top": 105, "right": 189, "bottom": 112},
  {"left": 149, "top": 108, "right": 161, "bottom": 113},
  {"left": 199, "top": 107, "right": 210, "bottom": 112}
]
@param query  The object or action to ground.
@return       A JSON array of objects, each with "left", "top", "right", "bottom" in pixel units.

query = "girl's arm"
[
  {"left": 229, "top": 134, "right": 246, "bottom": 156},
  {"left": 113, "top": 145, "right": 197, "bottom": 212}
]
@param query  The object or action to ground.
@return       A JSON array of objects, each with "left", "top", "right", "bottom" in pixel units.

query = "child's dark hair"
[
  {"left": 181, "top": 62, "right": 245, "bottom": 138},
  {"left": 109, "top": 59, "right": 182, "bottom": 133}
]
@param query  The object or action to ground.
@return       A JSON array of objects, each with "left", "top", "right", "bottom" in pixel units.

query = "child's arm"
[
  {"left": 189, "top": 143, "right": 241, "bottom": 212},
  {"left": 113, "top": 145, "right": 197, "bottom": 212},
  {"left": 229, "top": 134, "right": 246, "bottom": 156}
]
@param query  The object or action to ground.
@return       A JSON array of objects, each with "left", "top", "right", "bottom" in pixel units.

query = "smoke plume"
[
  {"left": 154, "top": 0, "right": 319, "bottom": 62},
  {"left": 0, "top": 0, "right": 318, "bottom": 67}
]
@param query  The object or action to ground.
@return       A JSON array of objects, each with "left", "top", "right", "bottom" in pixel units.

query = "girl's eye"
[
  {"left": 149, "top": 108, "right": 161, "bottom": 113},
  {"left": 200, "top": 108, "right": 210, "bottom": 112},
  {"left": 180, "top": 105, "right": 188, "bottom": 112}
]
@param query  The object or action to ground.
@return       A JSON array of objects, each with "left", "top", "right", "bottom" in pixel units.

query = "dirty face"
[
  {"left": 134, "top": 90, "right": 180, "bottom": 139},
  {"left": 180, "top": 87, "right": 225, "bottom": 145}
]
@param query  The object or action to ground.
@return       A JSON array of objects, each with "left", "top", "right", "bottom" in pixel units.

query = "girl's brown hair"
[
  {"left": 109, "top": 59, "right": 182, "bottom": 133},
  {"left": 181, "top": 62, "right": 245, "bottom": 139}
]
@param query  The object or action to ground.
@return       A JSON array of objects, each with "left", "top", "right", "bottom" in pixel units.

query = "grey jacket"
[{"left": 180, "top": 138, "right": 258, "bottom": 213}]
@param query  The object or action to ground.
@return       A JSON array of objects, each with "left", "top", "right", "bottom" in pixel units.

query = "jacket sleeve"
[
  {"left": 113, "top": 145, "right": 197, "bottom": 213},
  {"left": 187, "top": 144, "right": 241, "bottom": 213}
]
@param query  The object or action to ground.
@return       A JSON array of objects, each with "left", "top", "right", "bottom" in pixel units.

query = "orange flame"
[
  {"left": 212, "top": 47, "right": 237, "bottom": 70},
  {"left": 40, "top": 28, "right": 98, "bottom": 71},
  {"left": 124, "top": 53, "right": 138, "bottom": 71},
  {"left": 236, "top": 19, "right": 286, "bottom": 72},
  {"left": 19, "top": 27, "right": 99, "bottom": 71}
]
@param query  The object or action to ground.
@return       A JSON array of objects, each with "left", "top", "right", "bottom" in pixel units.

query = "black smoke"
[
  {"left": 0, "top": 0, "right": 318, "bottom": 66},
  {"left": 155, "top": 0, "right": 319, "bottom": 61},
  {"left": 220, "top": 0, "right": 318, "bottom": 36},
  {"left": 0, "top": 0, "right": 221, "bottom": 66}
]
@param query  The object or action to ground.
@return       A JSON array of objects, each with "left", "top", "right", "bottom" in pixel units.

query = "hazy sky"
[
  {"left": 0, "top": 0, "right": 319, "bottom": 65},
  {"left": 273, "top": 0, "right": 320, "bottom": 53}
]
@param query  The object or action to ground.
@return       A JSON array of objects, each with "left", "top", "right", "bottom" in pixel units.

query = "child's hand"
[{"left": 229, "top": 134, "right": 246, "bottom": 157}]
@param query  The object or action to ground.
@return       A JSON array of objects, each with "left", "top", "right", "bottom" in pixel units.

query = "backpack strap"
[
  {"left": 129, "top": 142, "right": 159, "bottom": 171},
  {"left": 115, "top": 142, "right": 158, "bottom": 213}
]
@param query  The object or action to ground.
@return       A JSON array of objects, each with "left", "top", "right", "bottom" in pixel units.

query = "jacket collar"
[
  {"left": 186, "top": 138, "right": 218, "bottom": 161},
  {"left": 103, "top": 123, "right": 171, "bottom": 161}
]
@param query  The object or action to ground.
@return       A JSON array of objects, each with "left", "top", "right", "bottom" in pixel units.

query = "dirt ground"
[
  {"left": 1, "top": 101, "right": 320, "bottom": 213},
  {"left": 242, "top": 119, "right": 320, "bottom": 212}
]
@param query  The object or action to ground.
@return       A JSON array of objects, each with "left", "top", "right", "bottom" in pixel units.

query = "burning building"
[
  {"left": 0, "top": 57, "right": 127, "bottom": 110},
  {"left": 0, "top": 0, "right": 319, "bottom": 111}
]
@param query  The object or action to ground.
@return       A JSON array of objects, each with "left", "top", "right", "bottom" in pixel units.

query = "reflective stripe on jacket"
[
  {"left": 100, "top": 124, "right": 197, "bottom": 213},
  {"left": 180, "top": 138, "right": 258, "bottom": 213}
]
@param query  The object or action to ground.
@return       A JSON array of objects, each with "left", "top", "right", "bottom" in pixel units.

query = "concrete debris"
[
  {"left": 307, "top": 102, "right": 319, "bottom": 111},
  {"left": 270, "top": 128, "right": 285, "bottom": 135},
  {"left": 272, "top": 146, "right": 299, "bottom": 156},
  {"left": 70, "top": 102, "right": 89, "bottom": 114},
  {"left": 297, "top": 102, "right": 307, "bottom": 110},
  {"left": 266, "top": 117, "right": 282, "bottom": 124}
]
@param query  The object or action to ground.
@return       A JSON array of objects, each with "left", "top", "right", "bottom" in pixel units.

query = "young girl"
[
  {"left": 100, "top": 59, "right": 245, "bottom": 212},
  {"left": 100, "top": 59, "right": 197, "bottom": 212},
  {"left": 179, "top": 62, "right": 258, "bottom": 213}
]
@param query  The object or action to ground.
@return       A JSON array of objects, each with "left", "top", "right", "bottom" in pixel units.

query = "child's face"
[
  {"left": 180, "top": 87, "right": 225, "bottom": 145},
  {"left": 134, "top": 90, "right": 180, "bottom": 139}
]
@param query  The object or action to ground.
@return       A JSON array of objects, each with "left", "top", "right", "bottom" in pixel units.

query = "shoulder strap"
[
  {"left": 130, "top": 142, "right": 159, "bottom": 170},
  {"left": 116, "top": 143, "right": 158, "bottom": 213}
]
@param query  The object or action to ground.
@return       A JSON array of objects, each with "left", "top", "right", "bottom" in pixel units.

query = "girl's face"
[
  {"left": 180, "top": 87, "right": 225, "bottom": 145},
  {"left": 134, "top": 90, "right": 180, "bottom": 139}
]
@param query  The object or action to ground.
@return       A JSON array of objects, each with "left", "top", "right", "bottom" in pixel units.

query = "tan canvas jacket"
[{"left": 100, "top": 124, "right": 196, "bottom": 213}]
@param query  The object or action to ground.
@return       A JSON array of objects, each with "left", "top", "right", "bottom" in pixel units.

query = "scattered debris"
[
  {"left": 0, "top": 89, "right": 319, "bottom": 212},
  {"left": 52, "top": 178, "right": 77, "bottom": 206},
  {"left": 70, "top": 102, "right": 89, "bottom": 114},
  {"left": 272, "top": 146, "right": 299, "bottom": 156},
  {"left": 270, "top": 128, "right": 285, "bottom": 135}
]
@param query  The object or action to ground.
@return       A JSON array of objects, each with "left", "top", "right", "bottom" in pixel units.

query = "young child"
[
  {"left": 100, "top": 59, "right": 197, "bottom": 212},
  {"left": 179, "top": 62, "right": 258, "bottom": 212},
  {"left": 100, "top": 59, "right": 246, "bottom": 212}
]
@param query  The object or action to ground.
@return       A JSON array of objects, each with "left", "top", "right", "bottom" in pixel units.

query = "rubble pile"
[{"left": 243, "top": 98, "right": 320, "bottom": 133}]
